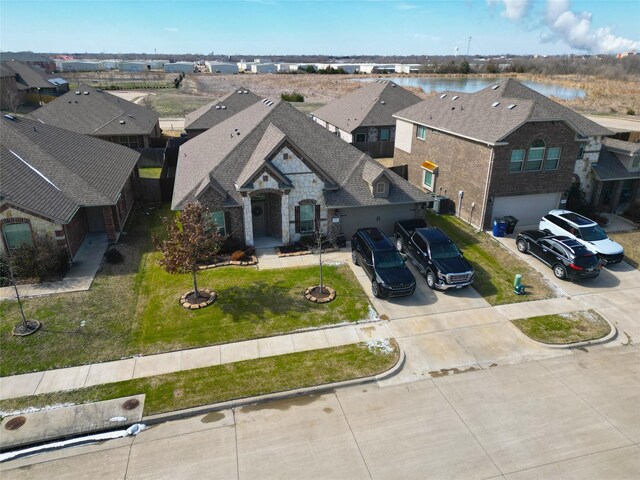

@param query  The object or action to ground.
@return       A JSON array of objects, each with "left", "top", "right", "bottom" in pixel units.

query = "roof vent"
[
  {"left": 237, "top": 90, "right": 242, "bottom": 94},
  {"left": 491, "top": 85, "right": 500, "bottom": 90},
  {"left": 243, "top": 90, "right": 248, "bottom": 94},
  {"left": 507, "top": 104, "right": 516, "bottom": 110},
  {"left": 83, "top": 91, "right": 89, "bottom": 95},
  {"left": 75, "top": 91, "right": 81, "bottom": 95},
  {"left": 215, "top": 105, "right": 221, "bottom": 109},
  {"left": 452, "top": 95, "right": 459, "bottom": 100},
  {"left": 492, "top": 102, "right": 500, "bottom": 107},
  {"left": 380, "top": 100, "right": 386, "bottom": 104},
  {"left": 221, "top": 105, "right": 226, "bottom": 109},
  {"left": 128, "top": 114, "right": 134, "bottom": 118},
  {"left": 3, "top": 114, "right": 16, "bottom": 121},
  {"left": 440, "top": 94, "right": 447, "bottom": 99},
  {"left": 391, "top": 83, "right": 396, "bottom": 87},
  {"left": 262, "top": 98, "right": 269, "bottom": 104},
  {"left": 119, "top": 120, "right": 125, "bottom": 124}
]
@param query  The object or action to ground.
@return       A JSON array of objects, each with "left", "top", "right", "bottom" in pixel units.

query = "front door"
[
  {"left": 86, "top": 207, "right": 105, "bottom": 232},
  {"left": 252, "top": 201, "right": 266, "bottom": 237}
]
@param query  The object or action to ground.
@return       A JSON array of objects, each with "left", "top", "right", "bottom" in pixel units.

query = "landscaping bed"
[
  {"left": 512, "top": 310, "right": 611, "bottom": 344},
  {"left": 425, "top": 211, "right": 556, "bottom": 305},
  {"left": 0, "top": 341, "right": 399, "bottom": 417}
]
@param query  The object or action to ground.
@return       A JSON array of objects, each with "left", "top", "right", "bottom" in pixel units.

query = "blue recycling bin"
[{"left": 493, "top": 218, "right": 507, "bottom": 237}]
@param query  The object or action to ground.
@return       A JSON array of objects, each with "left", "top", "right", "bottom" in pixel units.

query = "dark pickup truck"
[{"left": 394, "top": 219, "right": 474, "bottom": 290}]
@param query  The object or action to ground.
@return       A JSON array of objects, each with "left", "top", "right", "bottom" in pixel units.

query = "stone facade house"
[
  {"left": 172, "top": 99, "right": 432, "bottom": 247},
  {"left": 311, "top": 80, "right": 423, "bottom": 158},
  {"left": 184, "top": 88, "right": 261, "bottom": 139},
  {"left": 393, "top": 79, "right": 612, "bottom": 228},
  {"left": 591, "top": 138, "right": 640, "bottom": 213},
  {"left": 1, "top": 116, "right": 139, "bottom": 259},
  {"left": 30, "top": 85, "right": 161, "bottom": 149}
]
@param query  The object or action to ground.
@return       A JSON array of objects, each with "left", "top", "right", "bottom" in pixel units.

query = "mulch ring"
[
  {"left": 12, "top": 320, "right": 42, "bottom": 337},
  {"left": 198, "top": 255, "right": 257, "bottom": 270},
  {"left": 179, "top": 288, "right": 217, "bottom": 310},
  {"left": 304, "top": 285, "right": 336, "bottom": 304}
]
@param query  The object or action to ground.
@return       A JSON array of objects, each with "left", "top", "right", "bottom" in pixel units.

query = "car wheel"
[
  {"left": 396, "top": 237, "right": 404, "bottom": 253},
  {"left": 553, "top": 264, "right": 567, "bottom": 280},
  {"left": 426, "top": 270, "right": 436, "bottom": 289},
  {"left": 371, "top": 280, "right": 381, "bottom": 298},
  {"left": 516, "top": 239, "right": 529, "bottom": 254},
  {"left": 351, "top": 249, "right": 358, "bottom": 265}
]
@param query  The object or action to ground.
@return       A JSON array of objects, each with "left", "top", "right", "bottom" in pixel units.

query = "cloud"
[
  {"left": 397, "top": 3, "right": 418, "bottom": 10},
  {"left": 544, "top": 0, "right": 640, "bottom": 53},
  {"left": 487, "top": 0, "right": 531, "bottom": 20},
  {"left": 164, "top": 27, "right": 179, "bottom": 33}
]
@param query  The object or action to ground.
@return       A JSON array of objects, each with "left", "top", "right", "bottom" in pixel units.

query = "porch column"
[
  {"left": 609, "top": 181, "right": 624, "bottom": 213},
  {"left": 281, "top": 193, "right": 290, "bottom": 244},
  {"left": 243, "top": 195, "right": 254, "bottom": 246}
]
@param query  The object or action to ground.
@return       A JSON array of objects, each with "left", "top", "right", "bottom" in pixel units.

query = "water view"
[{"left": 357, "top": 77, "right": 586, "bottom": 100}]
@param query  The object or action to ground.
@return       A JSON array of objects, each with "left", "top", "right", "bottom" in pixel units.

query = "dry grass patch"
[
  {"left": 512, "top": 310, "right": 611, "bottom": 344},
  {"left": 608, "top": 230, "right": 640, "bottom": 269}
]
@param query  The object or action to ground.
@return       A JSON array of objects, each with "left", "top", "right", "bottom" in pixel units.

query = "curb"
[
  {"left": 515, "top": 317, "right": 618, "bottom": 350},
  {"left": 142, "top": 345, "right": 405, "bottom": 426}
]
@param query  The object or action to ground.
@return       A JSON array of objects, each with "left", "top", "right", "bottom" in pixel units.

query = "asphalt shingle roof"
[
  {"left": 1, "top": 60, "right": 55, "bottom": 90},
  {"left": 172, "top": 99, "right": 432, "bottom": 210},
  {"left": 394, "top": 78, "right": 611, "bottom": 145},
  {"left": 184, "top": 88, "right": 262, "bottom": 131},
  {"left": 312, "top": 80, "right": 422, "bottom": 133},
  {"left": 592, "top": 146, "right": 640, "bottom": 181},
  {"left": 29, "top": 85, "right": 159, "bottom": 137},
  {"left": 1, "top": 116, "right": 139, "bottom": 223}
]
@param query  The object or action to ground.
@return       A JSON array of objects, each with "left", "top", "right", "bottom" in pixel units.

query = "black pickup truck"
[{"left": 394, "top": 219, "right": 474, "bottom": 290}]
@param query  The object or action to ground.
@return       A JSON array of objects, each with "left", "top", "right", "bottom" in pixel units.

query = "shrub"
[
  {"left": 104, "top": 248, "right": 124, "bottom": 264},
  {"left": 8, "top": 234, "right": 70, "bottom": 282},
  {"left": 220, "top": 236, "right": 244, "bottom": 255},
  {"left": 0, "top": 255, "right": 11, "bottom": 287},
  {"left": 230, "top": 250, "right": 246, "bottom": 261},
  {"left": 281, "top": 91, "right": 304, "bottom": 102},
  {"left": 626, "top": 107, "right": 636, "bottom": 116},
  {"left": 245, "top": 246, "right": 256, "bottom": 257}
]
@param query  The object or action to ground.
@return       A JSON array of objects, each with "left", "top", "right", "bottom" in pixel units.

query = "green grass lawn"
[
  {"left": 512, "top": 310, "right": 610, "bottom": 344},
  {"left": 425, "top": 212, "right": 556, "bottom": 305},
  {"left": 0, "top": 204, "right": 369, "bottom": 376},
  {"left": 138, "top": 167, "right": 162, "bottom": 179},
  {"left": 0, "top": 341, "right": 399, "bottom": 417}
]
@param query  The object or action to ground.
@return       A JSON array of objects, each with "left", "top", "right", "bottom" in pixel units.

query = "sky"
[{"left": 1, "top": 0, "right": 639, "bottom": 56}]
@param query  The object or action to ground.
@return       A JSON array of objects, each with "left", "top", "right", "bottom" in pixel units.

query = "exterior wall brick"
[
  {"left": 103, "top": 206, "right": 117, "bottom": 242},
  {"left": 65, "top": 209, "right": 89, "bottom": 258}
]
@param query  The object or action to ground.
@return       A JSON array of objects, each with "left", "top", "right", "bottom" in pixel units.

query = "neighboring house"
[
  {"left": 591, "top": 138, "right": 640, "bottom": 213},
  {"left": 0, "top": 115, "right": 139, "bottom": 259},
  {"left": 30, "top": 85, "right": 161, "bottom": 148},
  {"left": 0, "top": 64, "right": 25, "bottom": 111},
  {"left": 172, "top": 99, "right": 432, "bottom": 247},
  {"left": 0, "top": 51, "right": 56, "bottom": 73},
  {"left": 184, "top": 88, "right": 262, "bottom": 138},
  {"left": 311, "top": 80, "right": 422, "bottom": 158},
  {"left": 393, "top": 78, "right": 612, "bottom": 228},
  {"left": 0, "top": 60, "right": 69, "bottom": 103}
]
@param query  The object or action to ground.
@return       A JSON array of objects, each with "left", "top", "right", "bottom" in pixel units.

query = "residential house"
[
  {"left": 0, "top": 64, "right": 25, "bottom": 111},
  {"left": 311, "top": 80, "right": 423, "bottom": 158},
  {"left": 184, "top": 88, "right": 262, "bottom": 138},
  {"left": 393, "top": 78, "right": 612, "bottom": 228},
  {"left": 0, "top": 60, "right": 69, "bottom": 104},
  {"left": 1, "top": 115, "right": 139, "bottom": 259},
  {"left": 172, "top": 99, "right": 432, "bottom": 247},
  {"left": 0, "top": 52, "right": 56, "bottom": 73},
  {"left": 591, "top": 138, "right": 640, "bottom": 213},
  {"left": 30, "top": 85, "right": 161, "bottom": 149}
]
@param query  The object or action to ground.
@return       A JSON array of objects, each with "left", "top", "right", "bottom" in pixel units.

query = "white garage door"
[{"left": 492, "top": 192, "right": 562, "bottom": 227}]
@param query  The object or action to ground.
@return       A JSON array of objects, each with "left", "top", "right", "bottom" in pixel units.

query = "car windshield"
[
  {"left": 374, "top": 250, "right": 405, "bottom": 269},
  {"left": 578, "top": 225, "right": 607, "bottom": 241},
  {"left": 430, "top": 242, "right": 460, "bottom": 260}
]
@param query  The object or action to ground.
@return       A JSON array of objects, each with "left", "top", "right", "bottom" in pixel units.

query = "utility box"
[{"left": 433, "top": 195, "right": 449, "bottom": 214}]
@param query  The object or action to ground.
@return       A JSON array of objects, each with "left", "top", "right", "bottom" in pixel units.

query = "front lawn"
[
  {"left": 138, "top": 167, "right": 162, "bottom": 179},
  {"left": 0, "top": 341, "right": 399, "bottom": 417},
  {"left": 425, "top": 212, "right": 556, "bottom": 305},
  {"left": 608, "top": 229, "right": 640, "bottom": 269},
  {"left": 0, "top": 204, "right": 369, "bottom": 376},
  {"left": 512, "top": 310, "right": 610, "bottom": 344}
]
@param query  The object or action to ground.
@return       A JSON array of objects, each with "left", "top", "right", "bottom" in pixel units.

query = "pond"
[{"left": 356, "top": 77, "right": 585, "bottom": 100}]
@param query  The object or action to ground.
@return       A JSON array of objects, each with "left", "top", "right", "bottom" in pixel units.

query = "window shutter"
[
  {"left": 294, "top": 206, "right": 300, "bottom": 233},
  {"left": 315, "top": 204, "right": 321, "bottom": 230},
  {"left": 224, "top": 211, "right": 231, "bottom": 237}
]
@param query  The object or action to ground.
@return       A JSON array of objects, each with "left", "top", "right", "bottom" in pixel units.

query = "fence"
[{"left": 352, "top": 141, "right": 395, "bottom": 159}]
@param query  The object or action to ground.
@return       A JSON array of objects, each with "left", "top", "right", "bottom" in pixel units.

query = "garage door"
[
  {"left": 338, "top": 204, "right": 420, "bottom": 239},
  {"left": 492, "top": 192, "right": 562, "bottom": 226}
]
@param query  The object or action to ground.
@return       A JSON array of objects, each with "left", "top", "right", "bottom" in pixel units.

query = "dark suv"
[{"left": 351, "top": 228, "right": 416, "bottom": 298}]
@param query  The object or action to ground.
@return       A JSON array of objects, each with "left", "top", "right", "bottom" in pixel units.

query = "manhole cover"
[
  {"left": 5, "top": 416, "right": 26, "bottom": 430},
  {"left": 122, "top": 399, "right": 140, "bottom": 410}
]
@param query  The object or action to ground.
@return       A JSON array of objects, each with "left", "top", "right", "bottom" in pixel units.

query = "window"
[
  {"left": 376, "top": 181, "right": 386, "bottom": 194},
  {"left": 416, "top": 125, "right": 427, "bottom": 140},
  {"left": 209, "top": 211, "right": 226, "bottom": 236},
  {"left": 299, "top": 204, "right": 315, "bottom": 233},
  {"left": 355, "top": 132, "right": 366, "bottom": 143},
  {"left": 544, "top": 147, "right": 561, "bottom": 170},
  {"left": 509, "top": 149, "right": 525, "bottom": 173},
  {"left": 525, "top": 139, "right": 545, "bottom": 171},
  {"left": 380, "top": 128, "right": 390, "bottom": 142},
  {"left": 577, "top": 145, "right": 585, "bottom": 160},
  {"left": 633, "top": 156, "right": 640, "bottom": 168},
  {"left": 423, "top": 170, "right": 434, "bottom": 189},
  {"left": 2, "top": 222, "right": 33, "bottom": 250}
]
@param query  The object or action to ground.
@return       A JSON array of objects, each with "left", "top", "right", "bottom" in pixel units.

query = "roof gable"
[{"left": 184, "top": 87, "right": 262, "bottom": 131}]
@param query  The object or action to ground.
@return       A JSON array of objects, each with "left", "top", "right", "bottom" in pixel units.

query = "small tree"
[{"left": 156, "top": 203, "right": 224, "bottom": 299}]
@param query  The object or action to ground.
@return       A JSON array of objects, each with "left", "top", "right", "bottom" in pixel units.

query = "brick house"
[
  {"left": 172, "top": 99, "right": 432, "bottom": 246},
  {"left": 1, "top": 116, "right": 139, "bottom": 259},
  {"left": 30, "top": 85, "right": 161, "bottom": 149},
  {"left": 184, "top": 88, "right": 262, "bottom": 139},
  {"left": 0, "top": 64, "right": 25, "bottom": 111},
  {"left": 0, "top": 60, "right": 69, "bottom": 104},
  {"left": 311, "top": 80, "right": 423, "bottom": 158},
  {"left": 393, "top": 79, "right": 612, "bottom": 228}
]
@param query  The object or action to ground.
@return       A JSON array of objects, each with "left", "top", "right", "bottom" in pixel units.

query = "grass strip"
[
  {"left": 0, "top": 341, "right": 398, "bottom": 417},
  {"left": 138, "top": 167, "right": 162, "bottom": 179},
  {"left": 512, "top": 310, "right": 610, "bottom": 344}
]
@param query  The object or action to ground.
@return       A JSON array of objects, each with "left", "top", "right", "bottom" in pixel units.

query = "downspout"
[{"left": 479, "top": 147, "right": 495, "bottom": 232}]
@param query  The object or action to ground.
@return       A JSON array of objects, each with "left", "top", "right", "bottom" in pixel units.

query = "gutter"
[{"left": 479, "top": 148, "right": 495, "bottom": 231}]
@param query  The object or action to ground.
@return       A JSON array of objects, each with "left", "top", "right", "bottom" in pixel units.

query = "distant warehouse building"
[
  {"left": 164, "top": 62, "right": 195, "bottom": 73},
  {"left": 250, "top": 63, "right": 277, "bottom": 74},
  {"left": 205, "top": 61, "right": 238, "bottom": 74},
  {"left": 118, "top": 61, "right": 147, "bottom": 72},
  {"left": 56, "top": 60, "right": 103, "bottom": 72}
]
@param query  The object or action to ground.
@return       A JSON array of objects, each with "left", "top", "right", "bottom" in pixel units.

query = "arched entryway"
[{"left": 250, "top": 190, "right": 283, "bottom": 246}]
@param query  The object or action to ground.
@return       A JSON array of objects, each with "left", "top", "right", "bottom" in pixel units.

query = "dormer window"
[
  {"left": 376, "top": 181, "right": 386, "bottom": 194},
  {"left": 283, "top": 152, "right": 289, "bottom": 160}
]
